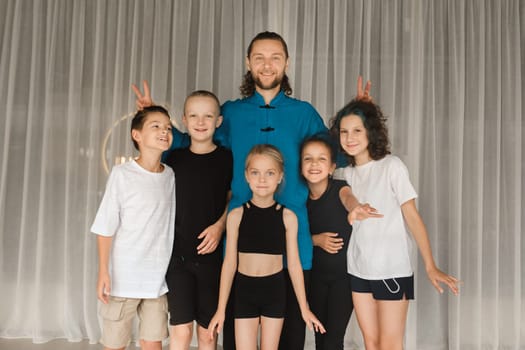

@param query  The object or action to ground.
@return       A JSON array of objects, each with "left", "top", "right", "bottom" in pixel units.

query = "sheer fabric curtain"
[{"left": 0, "top": 1, "right": 523, "bottom": 349}]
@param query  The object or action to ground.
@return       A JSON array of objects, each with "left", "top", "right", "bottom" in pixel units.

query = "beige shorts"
[{"left": 99, "top": 294, "right": 168, "bottom": 349}]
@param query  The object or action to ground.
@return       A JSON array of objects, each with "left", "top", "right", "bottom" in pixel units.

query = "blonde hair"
[{"left": 245, "top": 144, "right": 284, "bottom": 173}]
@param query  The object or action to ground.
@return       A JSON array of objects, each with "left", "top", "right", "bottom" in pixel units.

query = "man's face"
[{"left": 246, "top": 39, "right": 289, "bottom": 92}]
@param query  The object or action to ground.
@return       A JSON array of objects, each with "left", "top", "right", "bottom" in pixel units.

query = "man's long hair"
[{"left": 240, "top": 31, "right": 293, "bottom": 97}]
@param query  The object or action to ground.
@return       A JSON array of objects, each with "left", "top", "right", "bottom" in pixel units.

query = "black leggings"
[{"left": 309, "top": 271, "right": 353, "bottom": 350}]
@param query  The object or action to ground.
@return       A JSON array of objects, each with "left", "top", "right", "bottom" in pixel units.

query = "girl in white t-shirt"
[{"left": 330, "top": 99, "right": 459, "bottom": 350}]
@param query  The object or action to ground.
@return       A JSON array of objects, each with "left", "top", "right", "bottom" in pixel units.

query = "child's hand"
[
  {"left": 426, "top": 266, "right": 460, "bottom": 296},
  {"left": 312, "top": 232, "right": 344, "bottom": 254},
  {"left": 197, "top": 223, "right": 223, "bottom": 255},
  {"left": 348, "top": 203, "right": 383, "bottom": 224},
  {"left": 97, "top": 271, "right": 111, "bottom": 304},
  {"left": 207, "top": 312, "right": 224, "bottom": 341},
  {"left": 131, "top": 80, "right": 154, "bottom": 110},
  {"left": 356, "top": 75, "right": 372, "bottom": 102},
  {"left": 302, "top": 309, "right": 326, "bottom": 334}
]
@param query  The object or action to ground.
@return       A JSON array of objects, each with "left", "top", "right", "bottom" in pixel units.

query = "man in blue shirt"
[{"left": 133, "top": 31, "right": 373, "bottom": 350}]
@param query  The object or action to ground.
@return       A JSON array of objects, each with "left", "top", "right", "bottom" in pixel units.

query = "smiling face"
[
  {"left": 339, "top": 114, "right": 371, "bottom": 165},
  {"left": 182, "top": 95, "right": 222, "bottom": 144},
  {"left": 246, "top": 39, "right": 289, "bottom": 94},
  {"left": 131, "top": 111, "right": 173, "bottom": 152},
  {"left": 245, "top": 153, "right": 283, "bottom": 199},
  {"left": 301, "top": 141, "right": 336, "bottom": 186}
]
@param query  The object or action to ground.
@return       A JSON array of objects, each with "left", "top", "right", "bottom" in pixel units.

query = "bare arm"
[
  {"left": 197, "top": 191, "right": 232, "bottom": 255},
  {"left": 283, "top": 209, "right": 326, "bottom": 334},
  {"left": 401, "top": 199, "right": 459, "bottom": 295},
  {"left": 208, "top": 207, "right": 242, "bottom": 339},
  {"left": 96, "top": 235, "right": 113, "bottom": 304}
]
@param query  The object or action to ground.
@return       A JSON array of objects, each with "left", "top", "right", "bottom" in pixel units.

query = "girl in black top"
[
  {"left": 301, "top": 135, "right": 354, "bottom": 350},
  {"left": 208, "top": 144, "right": 325, "bottom": 350}
]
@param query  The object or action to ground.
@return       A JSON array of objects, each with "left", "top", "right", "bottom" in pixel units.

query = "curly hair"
[
  {"left": 329, "top": 99, "right": 390, "bottom": 166},
  {"left": 239, "top": 31, "right": 293, "bottom": 97}
]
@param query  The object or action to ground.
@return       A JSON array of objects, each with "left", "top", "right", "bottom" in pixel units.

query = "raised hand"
[
  {"left": 348, "top": 203, "right": 383, "bottom": 225},
  {"left": 356, "top": 75, "right": 372, "bottom": 102},
  {"left": 131, "top": 80, "right": 154, "bottom": 110}
]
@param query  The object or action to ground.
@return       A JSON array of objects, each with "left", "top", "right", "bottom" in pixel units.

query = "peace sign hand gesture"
[
  {"left": 131, "top": 80, "right": 154, "bottom": 110},
  {"left": 356, "top": 75, "right": 372, "bottom": 102}
]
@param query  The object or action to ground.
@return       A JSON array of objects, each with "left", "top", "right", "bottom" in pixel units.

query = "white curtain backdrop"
[{"left": 0, "top": 1, "right": 523, "bottom": 349}]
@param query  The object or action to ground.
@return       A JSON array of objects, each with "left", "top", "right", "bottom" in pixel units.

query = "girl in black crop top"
[
  {"left": 208, "top": 144, "right": 325, "bottom": 348},
  {"left": 237, "top": 201, "right": 286, "bottom": 254}
]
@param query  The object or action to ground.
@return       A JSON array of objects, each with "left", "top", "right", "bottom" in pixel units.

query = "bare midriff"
[{"left": 238, "top": 252, "right": 283, "bottom": 277}]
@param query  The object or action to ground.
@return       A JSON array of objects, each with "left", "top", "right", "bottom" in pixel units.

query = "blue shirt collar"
[{"left": 248, "top": 90, "right": 286, "bottom": 107}]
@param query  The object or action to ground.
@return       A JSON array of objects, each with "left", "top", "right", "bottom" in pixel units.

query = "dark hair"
[
  {"left": 131, "top": 105, "right": 170, "bottom": 150},
  {"left": 329, "top": 99, "right": 390, "bottom": 166},
  {"left": 300, "top": 133, "right": 338, "bottom": 165},
  {"left": 239, "top": 31, "right": 293, "bottom": 97},
  {"left": 183, "top": 90, "right": 221, "bottom": 114}
]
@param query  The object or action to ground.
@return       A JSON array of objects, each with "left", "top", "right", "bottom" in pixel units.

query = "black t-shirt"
[
  {"left": 307, "top": 179, "right": 352, "bottom": 276},
  {"left": 165, "top": 146, "right": 233, "bottom": 264}
]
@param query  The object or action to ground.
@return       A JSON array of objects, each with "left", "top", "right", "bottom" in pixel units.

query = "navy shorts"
[
  {"left": 350, "top": 274, "right": 414, "bottom": 300},
  {"left": 166, "top": 257, "right": 221, "bottom": 328},
  {"left": 234, "top": 270, "right": 286, "bottom": 319}
]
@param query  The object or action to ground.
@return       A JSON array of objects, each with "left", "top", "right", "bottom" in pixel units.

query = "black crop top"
[{"left": 237, "top": 201, "right": 286, "bottom": 255}]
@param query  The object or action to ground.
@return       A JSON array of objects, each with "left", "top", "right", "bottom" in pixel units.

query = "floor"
[
  {"left": 0, "top": 339, "right": 101, "bottom": 350},
  {"left": 0, "top": 339, "right": 220, "bottom": 350}
]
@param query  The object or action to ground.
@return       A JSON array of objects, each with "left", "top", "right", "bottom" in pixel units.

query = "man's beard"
[{"left": 252, "top": 72, "right": 284, "bottom": 91}]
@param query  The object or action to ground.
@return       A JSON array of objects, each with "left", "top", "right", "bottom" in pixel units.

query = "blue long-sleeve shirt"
[{"left": 168, "top": 91, "right": 327, "bottom": 269}]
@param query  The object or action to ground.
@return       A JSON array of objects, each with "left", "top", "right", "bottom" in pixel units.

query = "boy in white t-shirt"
[
  {"left": 91, "top": 105, "right": 175, "bottom": 350},
  {"left": 330, "top": 99, "right": 460, "bottom": 350}
]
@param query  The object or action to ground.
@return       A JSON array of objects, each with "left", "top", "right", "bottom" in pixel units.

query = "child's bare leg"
[
  {"left": 352, "top": 292, "right": 380, "bottom": 350},
  {"left": 139, "top": 339, "right": 163, "bottom": 350},
  {"left": 235, "top": 317, "right": 259, "bottom": 350},
  {"left": 169, "top": 322, "right": 194, "bottom": 350},
  {"left": 259, "top": 316, "right": 284, "bottom": 350},
  {"left": 377, "top": 299, "right": 408, "bottom": 350},
  {"left": 197, "top": 324, "right": 217, "bottom": 350}
]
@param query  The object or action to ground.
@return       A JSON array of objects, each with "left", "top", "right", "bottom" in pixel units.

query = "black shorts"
[
  {"left": 166, "top": 257, "right": 221, "bottom": 328},
  {"left": 234, "top": 270, "right": 286, "bottom": 319},
  {"left": 350, "top": 274, "right": 414, "bottom": 300}
]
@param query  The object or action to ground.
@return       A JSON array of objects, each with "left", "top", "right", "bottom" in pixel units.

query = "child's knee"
[
  {"left": 139, "top": 339, "right": 163, "bottom": 350},
  {"left": 171, "top": 322, "right": 194, "bottom": 342},
  {"left": 197, "top": 325, "right": 215, "bottom": 345}
]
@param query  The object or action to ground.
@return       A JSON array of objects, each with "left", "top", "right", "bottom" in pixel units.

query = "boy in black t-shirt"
[{"left": 165, "top": 91, "right": 233, "bottom": 350}]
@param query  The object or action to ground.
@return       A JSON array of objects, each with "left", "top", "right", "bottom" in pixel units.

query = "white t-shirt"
[
  {"left": 91, "top": 160, "right": 175, "bottom": 298},
  {"left": 338, "top": 155, "right": 417, "bottom": 280}
]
